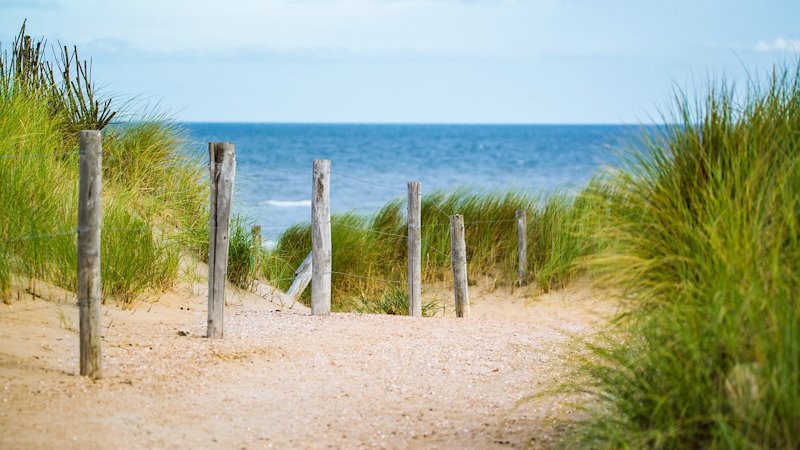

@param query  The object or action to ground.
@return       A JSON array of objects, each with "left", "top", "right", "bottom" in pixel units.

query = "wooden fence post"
[
  {"left": 312, "top": 159, "right": 331, "bottom": 316},
  {"left": 407, "top": 181, "right": 422, "bottom": 317},
  {"left": 287, "top": 251, "right": 313, "bottom": 300},
  {"left": 516, "top": 210, "right": 527, "bottom": 286},
  {"left": 450, "top": 214, "right": 470, "bottom": 318},
  {"left": 78, "top": 130, "right": 102, "bottom": 379},
  {"left": 207, "top": 142, "right": 235, "bottom": 338}
]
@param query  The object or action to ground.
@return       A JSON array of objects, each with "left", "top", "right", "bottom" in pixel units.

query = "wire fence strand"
[
  {"left": 328, "top": 271, "right": 404, "bottom": 285},
  {"left": 421, "top": 218, "right": 518, "bottom": 228},
  {"left": 231, "top": 165, "right": 312, "bottom": 176},
  {"left": 331, "top": 222, "right": 408, "bottom": 240},
  {"left": 329, "top": 171, "right": 407, "bottom": 191},
  {"left": 426, "top": 202, "right": 453, "bottom": 219},
  {"left": 421, "top": 239, "right": 451, "bottom": 258}
]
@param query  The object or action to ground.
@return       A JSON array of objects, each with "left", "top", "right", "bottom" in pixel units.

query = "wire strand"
[
  {"left": 421, "top": 218, "right": 518, "bottom": 228},
  {"left": 328, "top": 271, "right": 404, "bottom": 285},
  {"left": 330, "top": 171, "right": 406, "bottom": 191},
  {"left": 238, "top": 166, "right": 312, "bottom": 176},
  {"left": 332, "top": 222, "right": 407, "bottom": 239},
  {"left": 421, "top": 239, "right": 451, "bottom": 258},
  {"left": 426, "top": 202, "right": 453, "bottom": 218}
]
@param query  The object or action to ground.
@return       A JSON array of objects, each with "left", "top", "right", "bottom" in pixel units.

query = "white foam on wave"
[{"left": 262, "top": 199, "right": 311, "bottom": 208}]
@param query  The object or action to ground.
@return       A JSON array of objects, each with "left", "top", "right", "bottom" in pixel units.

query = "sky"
[{"left": 1, "top": 0, "right": 798, "bottom": 123}]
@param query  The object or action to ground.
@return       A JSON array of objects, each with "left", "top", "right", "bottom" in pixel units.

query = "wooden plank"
[
  {"left": 286, "top": 251, "right": 313, "bottom": 300},
  {"left": 516, "top": 210, "right": 528, "bottom": 286},
  {"left": 78, "top": 130, "right": 103, "bottom": 379},
  {"left": 207, "top": 142, "right": 236, "bottom": 338},
  {"left": 407, "top": 181, "right": 422, "bottom": 317},
  {"left": 311, "top": 160, "right": 331, "bottom": 315},
  {"left": 450, "top": 214, "right": 470, "bottom": 318}
]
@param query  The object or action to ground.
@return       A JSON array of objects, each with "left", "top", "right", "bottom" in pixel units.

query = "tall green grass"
[
  {"left": 263, "top": 188, "right": 598, "bottom": 309},
  {"left": 0, "top": 24, "right": 210, "bottom": 305},
  {"left": 573, "top": 65, "right": 800, "bottom": 448}
]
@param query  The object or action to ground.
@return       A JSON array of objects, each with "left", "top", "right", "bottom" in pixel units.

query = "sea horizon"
[
  {"left": 181, "top": 120, "right": 663, "bottom": 127},
  {"left": 182, "top": 123, "right": 650, "bottom": 241}
]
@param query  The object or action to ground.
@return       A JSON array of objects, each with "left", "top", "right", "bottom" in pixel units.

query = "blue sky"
[{"left": 1, "top": 0, "right": 798, "bottom": 123}]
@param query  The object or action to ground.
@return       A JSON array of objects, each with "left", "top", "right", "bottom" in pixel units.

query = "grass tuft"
[
  {"left": 348, "top": 287, "right": 439, "bottom": 316},
  {"left": 573, "top": 62, "right": 800, "bottom": 449},
  {"left": 0, "top": 23, "right": 207, "bottom": 305},
  {"left": 263, "top": 188, "right": 596, "bottom": 309}
]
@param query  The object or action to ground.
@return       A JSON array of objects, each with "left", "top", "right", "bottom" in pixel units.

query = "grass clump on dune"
[
  {"left": 263, "top": 188, "right": 598, "bottom": 310},
  {"left": 0, "top": 23, "right": 209, "bottom": 305},
  {"left": 573, "top": 64, "right": 800, "bottom": 448},
  {"left": 349, "top": 287, "right": 439, "bottom": 316}
]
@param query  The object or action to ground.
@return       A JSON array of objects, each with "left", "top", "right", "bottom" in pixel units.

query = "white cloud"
[{"left": 754, "top": 37, "right": 800, "bottom": 53}]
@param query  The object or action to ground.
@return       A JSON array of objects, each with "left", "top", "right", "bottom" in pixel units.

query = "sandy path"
[{"left": 0, "top": 279, "right": 614, "bottom": 449}]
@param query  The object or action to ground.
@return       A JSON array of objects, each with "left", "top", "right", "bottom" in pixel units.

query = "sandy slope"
[{"left": 0, "top": 276, "right": 615, "bottom": 449}]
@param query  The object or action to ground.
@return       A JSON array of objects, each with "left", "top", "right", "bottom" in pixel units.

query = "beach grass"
[
  {"left": 0, "top": 24, "right": 222, "bottom": 305},
  {"left": 570, "top": 63, "right": 800, "bottom": 448},
  {"left": 346, "top": 287, "right": 439, "bottom": 316},
  {"left": 262, "top": 188, "right": 597, "bottom": 309}
]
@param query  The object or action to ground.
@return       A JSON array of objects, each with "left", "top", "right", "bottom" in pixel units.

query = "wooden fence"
[{"left": 53, "top": 132, "right": 532, "bottom": 377}]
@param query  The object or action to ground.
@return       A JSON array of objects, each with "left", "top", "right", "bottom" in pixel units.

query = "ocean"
[{"left": 182, "top": 123, "right": 647, "bottom": 242}]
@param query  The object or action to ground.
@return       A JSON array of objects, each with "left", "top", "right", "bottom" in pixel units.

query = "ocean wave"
[{"left": 262, "top": 199, "right": 311, "bottom": 208}]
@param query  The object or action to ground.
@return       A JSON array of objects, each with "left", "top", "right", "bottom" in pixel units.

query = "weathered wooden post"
[
  {"left": 287, "top": 251, "right": 313, "bottom": 300},
  {"left": 78, "top": 130, "right": 102, "bottom": 379},
  {"left": 207, "top": 142, "right": 235, "bottom": 338},
  {"left": 252, "top": 225, "right": 262, "bottom": 250},
  {"left": 450, "top": 214, "right": 469, "bottom": 318},
  {"left": 516, "top": 210, "right": 527, "bottom": 286},
  {"left": 312, "top": 160, "right": 331, "bottom": 315},
  {"left": 407, "top": 181, "right": 422, "bottom": 317}
]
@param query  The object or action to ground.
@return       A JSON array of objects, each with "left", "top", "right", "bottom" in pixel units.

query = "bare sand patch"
[{"left": 0, "top": 277, "right": 616, "bottom": 449}]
